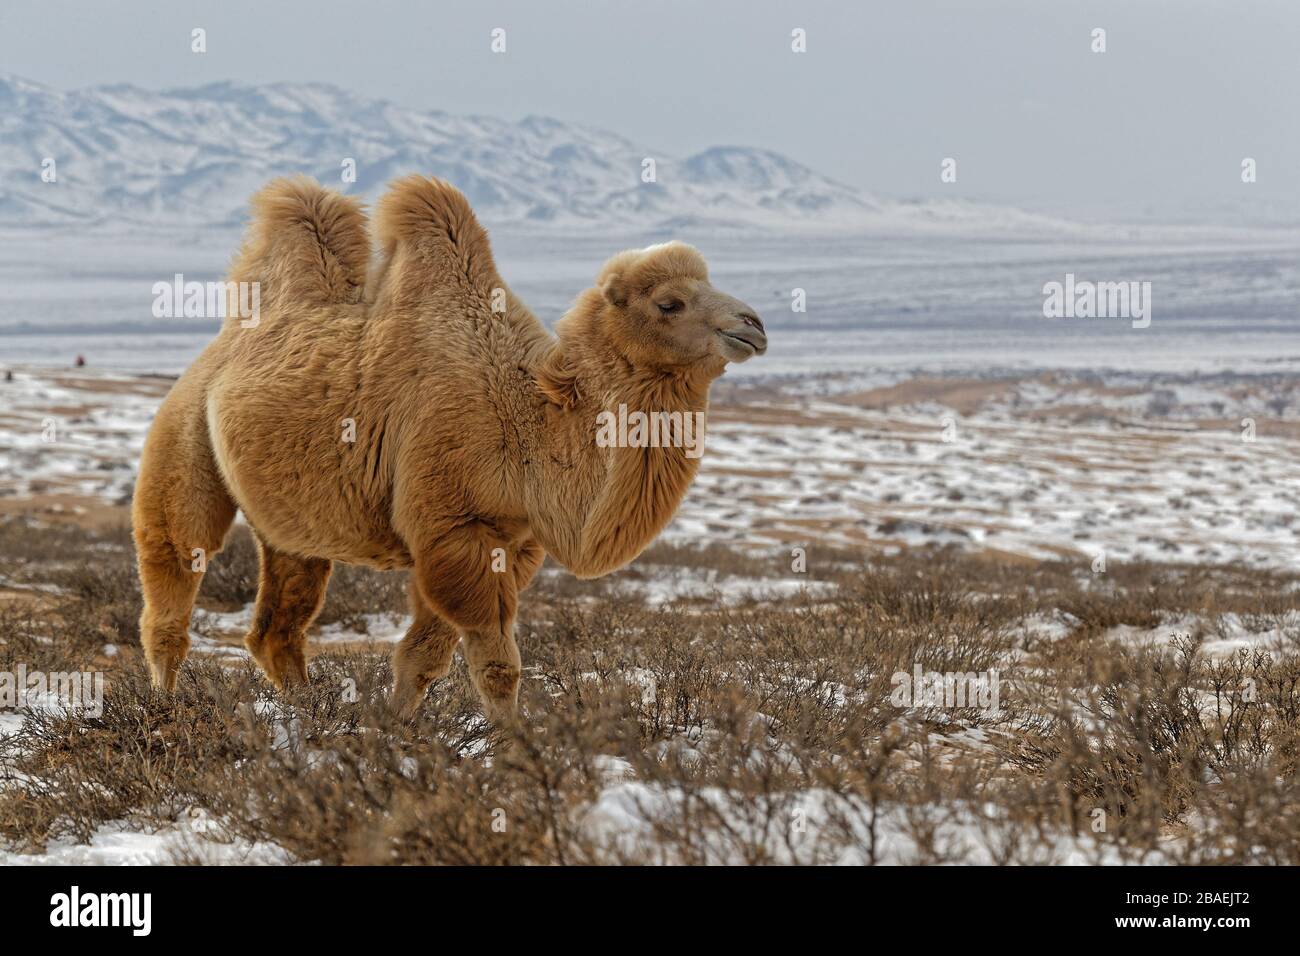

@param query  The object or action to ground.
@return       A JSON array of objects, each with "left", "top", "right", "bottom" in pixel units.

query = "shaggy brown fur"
[{"left": 133, "top": 175, "right": 766, "bottom": 721}]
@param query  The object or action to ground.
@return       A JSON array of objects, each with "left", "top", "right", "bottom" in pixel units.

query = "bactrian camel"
[{"left": 133, "top": 175, "right": 767, "bottom": 721}]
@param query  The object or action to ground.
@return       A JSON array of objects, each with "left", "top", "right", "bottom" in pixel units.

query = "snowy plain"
[{"left": 1, "top": 219, "right": 1298, "bottom": 865}]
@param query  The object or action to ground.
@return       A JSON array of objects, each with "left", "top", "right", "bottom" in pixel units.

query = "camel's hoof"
[
  {"left": 388, "top": 689, "right": 424, "bottom": 723},
  {"left": 146, "top": 653, "right": 182, "bottom": 694}
]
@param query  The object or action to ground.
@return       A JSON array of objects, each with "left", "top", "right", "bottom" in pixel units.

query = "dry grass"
[{"left": 1, "top": 515, "right": 1298, "bottom": 864}]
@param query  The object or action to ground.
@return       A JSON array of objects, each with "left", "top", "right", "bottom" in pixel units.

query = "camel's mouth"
[{"left": 717, "top": 329, "right": 767, "bottom": 361}]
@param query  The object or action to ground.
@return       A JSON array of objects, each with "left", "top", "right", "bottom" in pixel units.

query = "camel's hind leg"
[
  {"left": 133, "top": 413, "right": 237, "bottom": 691},
  {"left": 136, "top": 528, "right": 231, "bottom": 691},
  {"left": 244, "top": 539, "right": 332, "bottom": 688},
  {"left": 390, "top": 576, "right": 461, "bottom": 721}
]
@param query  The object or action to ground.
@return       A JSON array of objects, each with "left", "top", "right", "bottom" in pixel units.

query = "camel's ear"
[
  {"left": 534, "top": 349, "right": 581, "bottom": 409},
  {"left": 601, "top": 273, "right": 629, "bottom": 308}
]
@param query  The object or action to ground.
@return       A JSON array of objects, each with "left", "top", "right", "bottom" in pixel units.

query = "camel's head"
[{"left": 586, "top": 242, "right": 767, "bottom": 374}]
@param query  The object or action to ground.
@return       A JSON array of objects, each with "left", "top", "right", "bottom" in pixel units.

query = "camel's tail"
[
  {"left": 228, "top": 177, "right": 370, "bottom": 314},
  {"left": 371, "top": 175, "right": 502, "bottom": 299}
]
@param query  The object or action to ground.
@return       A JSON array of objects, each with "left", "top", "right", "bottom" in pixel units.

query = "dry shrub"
[
  {"left": 315, "top": 564, "right": 408, "bottom": 632},
  {"left": 195, "top": 524, "right": 260, "bottom": 608},
  {"left": 1009, "top": 636, "right": 1300, "bottom": 861}
]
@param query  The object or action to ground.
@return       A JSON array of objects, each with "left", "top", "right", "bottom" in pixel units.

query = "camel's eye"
[{"left": 657, "top": 299, "right": 684, "bottom": 316}]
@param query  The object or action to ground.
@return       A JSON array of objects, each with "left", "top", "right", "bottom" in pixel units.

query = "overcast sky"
[{"left": 4, "top": 0, "right": 1297, "bottom": 222}]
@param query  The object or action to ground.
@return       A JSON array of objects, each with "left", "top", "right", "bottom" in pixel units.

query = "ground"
[{"left": 0, "top": 367, "right": 1297, "bottom": 864}]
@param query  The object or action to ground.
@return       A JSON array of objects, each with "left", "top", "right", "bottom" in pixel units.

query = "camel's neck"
[{"left": 526, "top": 333, "right": 715, "bottom": 578}]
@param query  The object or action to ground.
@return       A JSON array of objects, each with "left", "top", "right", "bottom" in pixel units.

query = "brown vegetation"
[{"left": 2, "top": 516, "right": 1298, "bottom": 863}]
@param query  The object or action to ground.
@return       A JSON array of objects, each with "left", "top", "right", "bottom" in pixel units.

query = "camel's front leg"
[
  {"left": 460, "top": 627, "right": 522, "bottom": 725},
  {"left": 459, "top": 536, "right": 543, "bottom": 723},
  {"left": 410, "top": 522, "right": 533, "bottom": 723}
]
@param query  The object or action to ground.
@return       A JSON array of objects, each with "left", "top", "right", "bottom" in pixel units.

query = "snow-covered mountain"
[{"left": 0, "top": 73, "right": 1057, "bottom": 233}]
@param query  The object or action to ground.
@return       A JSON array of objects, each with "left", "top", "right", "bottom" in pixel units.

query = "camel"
[{"left": 132, "top": 175, "right": 766, "bottom": 722}]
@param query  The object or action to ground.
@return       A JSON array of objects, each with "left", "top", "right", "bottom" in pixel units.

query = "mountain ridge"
[{"left": 0, "top": 73, "right": 1064, "bottom": 234}]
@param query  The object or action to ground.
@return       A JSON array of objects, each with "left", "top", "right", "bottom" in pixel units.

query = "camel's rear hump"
[{"left": 228, "top": 177, "right": 370, "bottom": 315}]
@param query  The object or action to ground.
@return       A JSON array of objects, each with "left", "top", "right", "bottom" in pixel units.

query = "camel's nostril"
[{"left": 738, "top": 312, "right": 764, "bottom": 333}]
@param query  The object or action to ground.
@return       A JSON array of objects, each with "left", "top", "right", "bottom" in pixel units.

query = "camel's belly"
[{"left": 205, "top": 387, "right": 411, "bottom": 568}]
